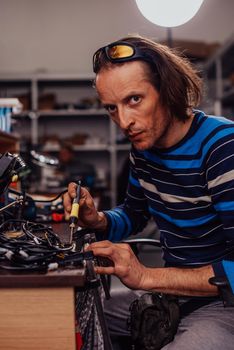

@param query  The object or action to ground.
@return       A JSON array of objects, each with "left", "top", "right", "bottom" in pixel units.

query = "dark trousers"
[{"left": 104, "top": 287, "right": 234, "bottom": 350}]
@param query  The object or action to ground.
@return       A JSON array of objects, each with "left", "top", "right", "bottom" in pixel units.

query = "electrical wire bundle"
[
  {"left": 0, "top": 154, "right": 113, "bottom": 350},
  {"left": 0, "top": 219, "right": 87, "bottom": 272}
]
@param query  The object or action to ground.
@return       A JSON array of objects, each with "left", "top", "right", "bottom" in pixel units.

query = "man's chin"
[{"left": 132, "top": 141, "right": 150, "bottom": 151}]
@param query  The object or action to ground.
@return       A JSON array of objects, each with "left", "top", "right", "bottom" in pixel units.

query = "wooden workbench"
[{"left": 0, "top": 264, "right": 85, "bottom": 349}]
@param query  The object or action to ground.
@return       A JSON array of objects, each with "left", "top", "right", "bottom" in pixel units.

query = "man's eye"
[
  {"left": 130, "top": 96, "right": 141, "bottom": 104},
  {"left": 105, "top": 105, "right": 116, "bottom": 113}
]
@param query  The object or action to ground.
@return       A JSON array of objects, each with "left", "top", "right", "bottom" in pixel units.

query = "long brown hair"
[{"left": 94, "top": 35, "right": 203, "bottom": 121}]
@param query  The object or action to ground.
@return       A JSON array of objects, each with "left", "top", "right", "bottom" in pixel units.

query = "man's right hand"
[{"left": 63, "top": 182, "right": 108, "bottom": 230}]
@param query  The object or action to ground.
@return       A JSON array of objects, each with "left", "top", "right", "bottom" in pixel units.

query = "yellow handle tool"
[{"left": 69, "top": 180, "right": 81, "bottom": 244}]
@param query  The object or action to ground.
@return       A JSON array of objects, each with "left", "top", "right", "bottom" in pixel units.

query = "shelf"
[
  {"left": 0, "top": 130, "right": 19, "bottom": 153},
  {"left": 0, "top": 72, "right": 131, "bottom": 207},
  {"left": 73, "top": 144, "right": 109, "bottom": 151},
  {"left": 0, "top": 98, "right": 22, "bottom": 108},
  {"left": 43, "top": 144, "right": 110, "bottom": 152},
  {"left": 42, "top": 143, "right": 131, "bottom": 153},
  {"left": 222, "top": 87, "right": 234, "bottom": 104},
  {"left": 204, "top": 33, "right": 234, "bottom": 77},
  {"left": 12, "top": 111, "right": 32, "bottom": 118},
  {"left": 42, "top": 144, "right": 132, "bottom": 152},
  {"left": 203, "top": 32, "right": 234, "bottom": 117},
  {"left": 12, "top": 109, "right": 107, "bottom": 118},
  {"left": 37, "top": 109, "right": 107, "bottom": 117},
  {"left": 116, "top": 144, "right": 131, "bottom": 151},
  {"left": 0, "top": 130, "right": 18, "bottom": 142}
]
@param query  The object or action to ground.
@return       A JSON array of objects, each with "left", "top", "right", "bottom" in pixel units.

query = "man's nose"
[{"left": 118, "top": 107, "right": 134, "bottom": 131}]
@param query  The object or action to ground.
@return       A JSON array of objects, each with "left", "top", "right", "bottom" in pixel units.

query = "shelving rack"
[
  {"left": 0, "top": 73, "right": 130, "bottom": 207},
  {"left": 203, "top": 33, "right": 234, "bottom": 118},
  {"left": 0, "top": 130, "right": 19, "bottom": 154},
  {"left": 0, "top": 98, "right": 21, "bottom": 153}
]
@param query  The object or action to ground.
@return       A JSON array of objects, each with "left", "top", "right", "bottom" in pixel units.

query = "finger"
[
  {"left": 65, "top": 184, "right": 90, "bottom": 214},
  {"left": 64, "top": 182, "right": 78, "bottom": 214},
  {"left": 87, "top": 240, "right": 112, "bottom": 250},
  {"left": 88, "top": 242, "right": 131, "bottom": 259},
  {"left": 89, "top": 241, "right": 131, "bottom": 250},
  {"left": 88, "top": 245, "right": 114, "bottom": 258},
  {"left": 94, "top": 266, "right": 115, "bottom": 275},
  {"left": 68, "top": 182, "right": 78, "bottom": 198},
  {"left": 89, "top": 244, "right": 128, "bottom": 270},
  {"left": 63, "top": 192, "right": 72, "bottom": 217},
  {"left": 79, "top": 188, "right": 95, "bottom": 208}
]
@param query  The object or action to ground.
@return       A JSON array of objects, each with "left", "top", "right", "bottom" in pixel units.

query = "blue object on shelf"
[{"left": 0, "top": 107, "right": 12, "bottom": 133}]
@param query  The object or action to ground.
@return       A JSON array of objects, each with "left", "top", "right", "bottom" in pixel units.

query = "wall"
[{"left": 0, "top": 0, "right": 234, "bottom": 74}]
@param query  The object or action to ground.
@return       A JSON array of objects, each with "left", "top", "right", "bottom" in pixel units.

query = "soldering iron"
[{"left": 69, "top": 180, "right": 81, "bottom": 244}]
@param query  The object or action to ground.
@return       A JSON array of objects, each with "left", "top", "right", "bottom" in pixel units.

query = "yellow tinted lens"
[{"left": 108, "top": 45, "right": 134, "bottom": 59}]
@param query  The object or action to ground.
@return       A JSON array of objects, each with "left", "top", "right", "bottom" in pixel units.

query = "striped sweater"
[{"left": 105, "top": 110, "right": 234, "bottom": 273}]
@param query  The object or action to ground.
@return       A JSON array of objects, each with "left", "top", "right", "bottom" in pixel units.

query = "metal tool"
[{"left": 69, "top": 180, "right": 81, "bottom": 244}]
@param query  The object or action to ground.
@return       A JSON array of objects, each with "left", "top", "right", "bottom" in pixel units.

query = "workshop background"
[{"left": 0, "top": 0, "right": 234, "bottom": 212}]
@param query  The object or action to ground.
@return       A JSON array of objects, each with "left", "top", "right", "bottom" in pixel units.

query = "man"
[{"left": 64, "top": 36, "right": 234, "bottom": 348}]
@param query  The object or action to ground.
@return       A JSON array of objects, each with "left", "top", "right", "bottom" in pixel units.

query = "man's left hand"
[{"left": 86, "top": 240, "right": 147, "bottom": 290}]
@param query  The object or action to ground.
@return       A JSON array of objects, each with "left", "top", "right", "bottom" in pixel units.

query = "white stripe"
[
  {"left": 206, "top": 138, "right": 234, "bottom": 164},
  {"left": 127, "top": 192, "right": 147, "bottom": 201},
  {"left": 147, "top": 163, "right": 171, "bottom": 174},
  {"left": 139, "top": 178, "right": 211, "bottom": 204},
  {"left": 145, "top": 193, "right": 212, "bottom": 211},
  {"left": 212, "top": 186, "right": 234, "bottom": 198},
  {"left": 136, "top": 167, "right": 206, "bottom": 188},
  {"left": 135, "top": 167, "right": 150, "bottom": 175},
  {"left": 160, "top": 224, "right": 223, "bottom": 240},
  {"left": 174, "top": 171, "right": 205, "bottom": 176},
  {"left": 129, "top": 153, "right": 135, "bottom": 164},
  {"left": 131, "top": 153, "right": 148, "bottom": 165},
  {"left": 148, "top": 163, "right": 205, "bottom": 177},
  {"left": 208, "top": 169, "right": 234, "bottom": 189},
  {"left": 151, "top": 176, "right": 206, "bottom": 189},
  {"left": 207, "top": 154, "right": 234, "bottom": 175},
  {"left": 165, "top": 250, "right": 186, "bottom": 260},
  {"left": 164, "top": 239, "right": 220, "bottom": 250},
  {"left": 179, "top": 252, "right": 232, "bottom": 265},
  {"left": 144, "top": 193, "right": 164, "bottom": 205}
]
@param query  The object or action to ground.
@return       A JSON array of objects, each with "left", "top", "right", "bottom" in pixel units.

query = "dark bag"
[{"left": 128, "top": 292, "right": 180, "bottom": 350}]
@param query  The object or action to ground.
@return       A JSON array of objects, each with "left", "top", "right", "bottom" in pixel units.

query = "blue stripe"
[
  {"left": 172, "top": 115, "right": 233, "bottom": 155},
  {"left": 143, "top": 128, "right": 234, "bottom": 169},
  {"left": 129, "top": 173, "right": 141, "bottom": 187},
  {"left": 115, "top": 208, "right": 132, "bottom": 235},
  {"left": 106, "top": 211, "right": 117, "bottom": 241},
  {"left": 111, "top": 211, "right": 126, "bottom": 241},
  {"left": 105, "top": 112, "right": 234, "bottom": 268},
  {"left": 149, "top": 206, "right": 216, "bottom": 228},
  {"left": 214, "top": 201, "right": 234, "bottom": 211},
  {"left": 106, "top": 210, "right": 131, "bottom": 241}
]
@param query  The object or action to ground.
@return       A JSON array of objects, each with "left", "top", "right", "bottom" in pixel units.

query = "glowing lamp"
[{"left": 135, "top": 0, "right": 204, "bottom": 28}]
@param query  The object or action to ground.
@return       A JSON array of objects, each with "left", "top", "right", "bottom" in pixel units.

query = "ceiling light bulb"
[{"left": 135, "top": 0, "right": 204, "bottom": 27}]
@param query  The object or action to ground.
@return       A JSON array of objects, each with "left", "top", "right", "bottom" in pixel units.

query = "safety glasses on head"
[{"left": 93, "top": 41, "right": 152, "bottom": 73}]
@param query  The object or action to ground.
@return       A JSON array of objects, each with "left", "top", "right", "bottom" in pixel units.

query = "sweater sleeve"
[
  {"left": 104, "top": 152, "right": 151, "bottom": 242},
  {"left": 205, "top": 128, "right": 234, "bottom": 276}
]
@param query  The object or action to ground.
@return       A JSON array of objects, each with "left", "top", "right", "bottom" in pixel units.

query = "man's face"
[{"left": 95, "top": 61, "right": 173, "bottom": 150}]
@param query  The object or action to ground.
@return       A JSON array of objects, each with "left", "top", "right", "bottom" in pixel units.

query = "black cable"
[
  {"left": 0, "top": 217, "right": 83, "bottom": 272},
  {"left": 9, "top": 188, "right": 67, "bottom": 203}
]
